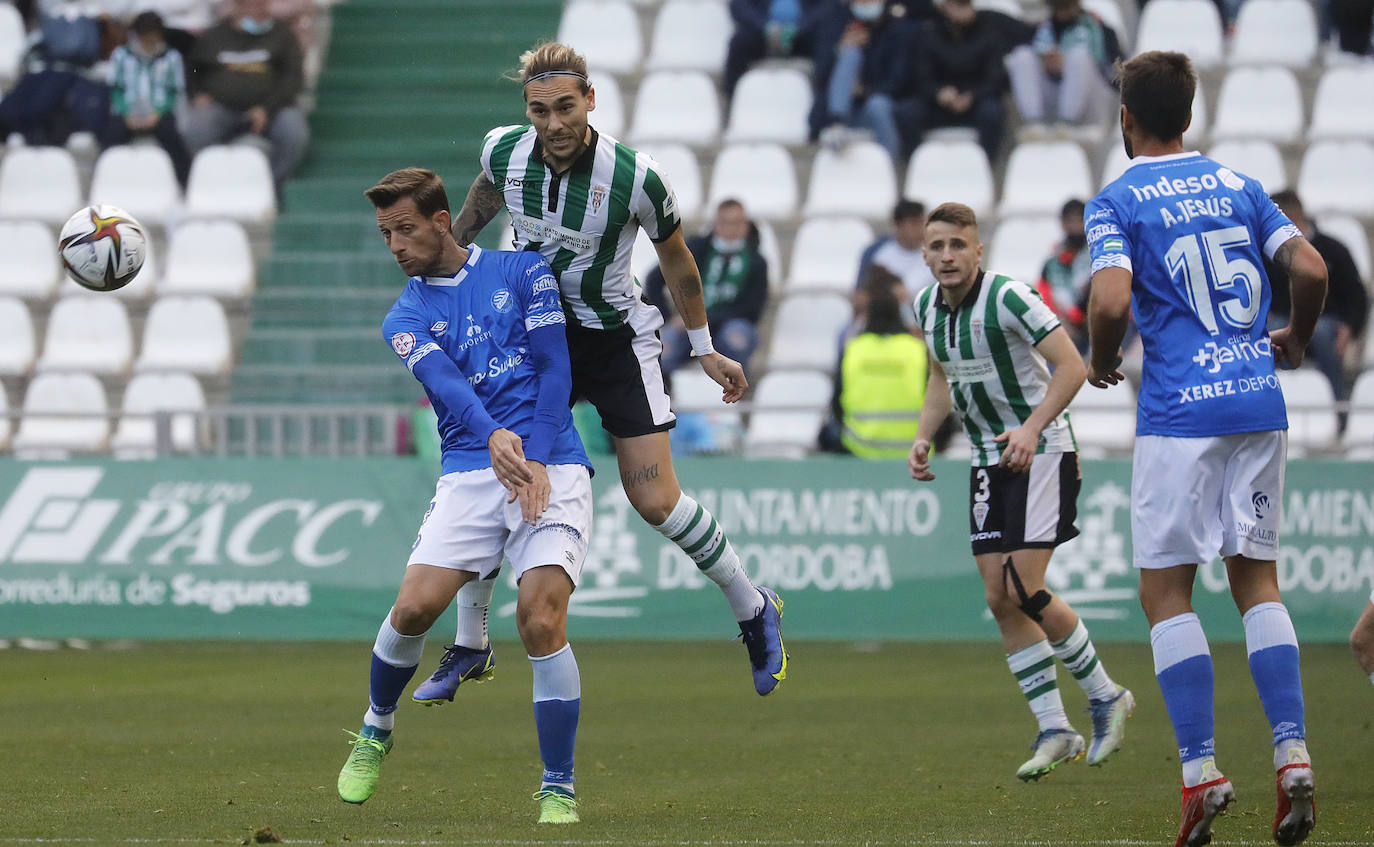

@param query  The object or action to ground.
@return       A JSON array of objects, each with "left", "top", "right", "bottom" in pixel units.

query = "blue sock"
[
  {"left": 365, "top": 612, "right": 427, "bottom": 733},
  {"left": 530, "top": 643, "right": 580, "bottom": 788},
  {"left": 1151, "top": 613, "right": 1217, "bottom": 783},
  {"left": 1243, "top": 602, "right": 1305, "bottom": 746}
]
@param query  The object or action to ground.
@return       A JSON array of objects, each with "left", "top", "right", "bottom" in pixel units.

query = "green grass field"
[{"left": 3, "top": 640, "right": 1371, "bottom": 846}]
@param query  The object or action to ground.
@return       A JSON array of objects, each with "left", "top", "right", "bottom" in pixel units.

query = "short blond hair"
[
  {"left": 926, "top": 202, "right": 979, "bottom": 232},
  {"left": 516, "top": 42, "right": 590, "bottom": 95}
]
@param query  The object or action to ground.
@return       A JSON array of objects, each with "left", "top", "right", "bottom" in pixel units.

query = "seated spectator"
[
  {"left": 0, "top": 4, "right": 110, "bottom": 145},
  {"left": 1004, "top": 0, "right": 1120, "bottom": 135},
  {"left": 645, "top": 198, "right": 770, "bottom": 377},
  {"left": 183, "top": 0, "right": 309, "bottom": 192},
  {"left": 1265, "top": 189, "right": 1369, "bottom": 407},
  {"left": 142, "top": 0, "right": 219, "bottom": 57},
  {"left": 1331, "top": 0, "right": 1373, "bottom": 56},
  {"left": 724, "top": 0, "right": 834, "bottom": 102},
  {"left": 1036, "top": 198, "right": 1090, "bottom": 350},
  {"left": 821, "top": 274, "right": 928, "bottom": 456},
  {"left": 856, "top": 198, "right": 936, "bottom": 300},
  {"left": 99, "top": 11, "right": 191, "bottom": 186}
]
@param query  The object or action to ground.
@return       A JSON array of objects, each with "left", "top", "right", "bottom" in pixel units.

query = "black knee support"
[{"left": 1003, "top": 557, "right": 1052, "bottom": 622}]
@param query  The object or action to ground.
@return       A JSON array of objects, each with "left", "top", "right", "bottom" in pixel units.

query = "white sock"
[
  {"left": 1050, "top": 619, "right": 1119, "bottom": 702},
  {"left": 1182, "top": 756, "right": 1222, "bottom": 788},
  {"left": 1008, "top": 640, "right": 1072, "bottom": 731},
  {"left": 654, "top": 494, "right": 763, "bottom": 621},
  {"left": 455, "top": 574, "right": 497, "bottom": 649},
  {"left": 1275, "top": 738, "right": 1311, "bottom": 771},
  {"left": 363, "top": 707, "right": 393, "bottom": 732}
]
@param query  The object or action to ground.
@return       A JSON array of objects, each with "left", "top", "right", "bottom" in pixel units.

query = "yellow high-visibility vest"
[{"left": 840, "top": 332, "right": 928, "bottom": 458}]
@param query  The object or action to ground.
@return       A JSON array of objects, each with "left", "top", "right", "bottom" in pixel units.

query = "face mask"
[
  {"left": 239, "top": 17, "right": 274, "bottom": 34},
  {"left": 850, "top": 1, "right": 884, "bottom": 21},
  {"left": 712, "top": 235, "right": 746, "bottom": 253}
]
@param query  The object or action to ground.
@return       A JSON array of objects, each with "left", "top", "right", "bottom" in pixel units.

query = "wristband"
[{"left": 686, "top": 325, "right": 715, "bottom": 357}]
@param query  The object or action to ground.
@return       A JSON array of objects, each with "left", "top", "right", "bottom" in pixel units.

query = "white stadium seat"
[
  {"left": 1135, "top": 0, "right": 1224, "bottom": 69},
  {"left": 1278, "top": 369, "right": 1337, "bottom": 453},
  {"left": 1083, "top": 0, "right": 1129, "bottom": 50},
  {"left": 767, "top": 293, "right": 852, "bottom": 369},
  {"left": 0, "top": 297, "right": 35, "bottom": 376},
  {"left": 0, "top": 221, "right": 61, "bottom": 299},
  {"left": 111, "top": 372, "right": 207, "bottom": 456},
  {"left": 1315, "top": 215, "right": 1371, "bottom": 284},
  {"left": 185, "top": 145, "right": 276, "bottom": 224},
  {"left": 724, "top": 67, "right": 812, "bottom": 146},
  {"left": 162, "top": 220, "right": 256, "bottom": 298},
  {"left": 647, "top": 0, "right": 731, "bottom": 72},
  {"left": 633, "top": 143, "right": 703, "bottom": 223},
  {"left": 587, "top": 69, "right": 626, "bottom": 138},
  {"left": 707, "top": 143, "right": 798, "bottom": 221},
  {"left": 0, "top": 383, "right": 9, "bottom": 450},
  {"left": 0, "top": 147, "right": 82, "bottom": 226},
  {"left": 1229, "top": 0, "right": 1318, "bottom": 67},
  {"left": 754, "top": 218, "right": 784, "bottom": 287},
  {"left": 631, "top": 227, "right": 660, "bottom": 282},
  {"left": 0, "top": 3, "right": 26, "bottom": 90},
  {"left": 1183, "top": 82, "right": 1209, "bottom": 149},
  {"left": 37, "top": 296, "right": 135, "bottom": 375},
  {"left": 1212, "top": 67, "right": 1303, "bottom": 145},
  {"left": 136, "top": 296, "right": 233, "bottom": 374},
  {"left": 628, "top": 71, "right": 721, "bottom": 146},
  {"left": 12, "top": 372, "right": 109, "bottom": 454},
  {"left": 999, "top": 142, "right": 1091, "bottom": 217},
  {"left": 88, "top": 145, "right": 182, "bottom": 228},
  {"left": 1068, "top": 381, "right": 1137, "bottom": 457},
  {"left": 670, "top": 365, "right": 744, "bottom": 450},
  {"left": 744, "top": 370, "right": 832, "bottom": 457},
  {"left": 1344, "top": 371, "right": 1374, "bottom": 456},
  {"left": 1100, "top": 143, "right": 1133, "bottom": 189},
  {"left": 1308, "top": 67, "right": 1374, "bottom": 142},
  {"left": 802, "top": 140, "right": 897, "bottom": 220},
  {"left": 558, "top": 0, "right": 642, "bottom": 74},
  {"left": 786, "top": 217, "right": 875, "bottom": 293},
  {"left": 904, "top": 140, "right": 994, "bottom": 219},
  {"left": 1297, "top": 141, "right": 1374, "bottom": 217},
  {"left": 1206, "top": 140, "right": 1288, "bottom": 193},
  {"left": 987, "top": 216, "right": 1060, "bottom": 286}
]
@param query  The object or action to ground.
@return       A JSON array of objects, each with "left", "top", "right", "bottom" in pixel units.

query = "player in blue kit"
[
  {"left": 336, "top": 168, "right": 589, "bottom": 824},
  {"left": 1085, "top": 53, "right": 1328, "bottom": 847}
]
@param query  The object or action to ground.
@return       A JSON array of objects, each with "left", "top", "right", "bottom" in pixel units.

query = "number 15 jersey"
[{"left": 1087, "top": 151, "right": 1302, "bottom": 438}]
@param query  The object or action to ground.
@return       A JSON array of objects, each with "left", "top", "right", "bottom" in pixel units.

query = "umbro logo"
[{"left": 430, "top": 321, "right": 448, "bottom": 334}]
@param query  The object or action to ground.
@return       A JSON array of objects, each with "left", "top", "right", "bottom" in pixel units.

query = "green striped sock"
[
  {"left": 655, "top": 494, "right": 762, "bottom": 621},
  {"left": 1051, "top": 619, "right": 1118, "bottom": 702},
  {"left": 1008, "top": 641, "right": 1071, "bottom": 731}
]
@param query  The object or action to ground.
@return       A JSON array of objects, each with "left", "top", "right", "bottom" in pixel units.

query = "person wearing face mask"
[
  {"left": 182, "top": 0, "right": 309, "bottom": 193},
  {"left": 723, "top": 0, "right": 832, "bottom": 103},
  {"left": 1035, "top": 199, "right": 1092, "bottom": 351},
  {"left": 99, "top": 11, "right": 191, "bottom": 186}
]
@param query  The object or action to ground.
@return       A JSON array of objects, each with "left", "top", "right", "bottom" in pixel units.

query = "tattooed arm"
[
  {"left": 1269, "top": 236, "right": 1328, "bottom": 369},
  {"left": 450, "top": 172, "right": 507, "bottom": 246}
]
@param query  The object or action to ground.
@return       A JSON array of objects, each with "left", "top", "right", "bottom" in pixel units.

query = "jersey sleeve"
[
  {"left": 1085, "top": 193, "right": 1133, "bottom": 275},
  {"left": 382, "top": 302, "right": 444, "bottom": 374},
  {"left": 1248, "top": 179, "right": 1303, "bottom": 260},
  {"left": 479, "top": 124, "right": 524, "bottom": 185},
  {"left": 1000, "top": 278, "right": 1061, "bottom": 344},
  {"left": 632, "top": 153, "right": 682, "bottom": 243},
  {"left": 513, "top": 254, "right": 567, "bottom": 332},
  {"left": 383, "top": 300, "right": 501, "bottom": 443}
]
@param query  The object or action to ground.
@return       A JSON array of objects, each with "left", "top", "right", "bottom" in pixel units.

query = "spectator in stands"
[
  {"left": 99, "top": 11, "right": 191, "bottom": 186},
  {"left": 142, "top": 0, "right": 218, "bottom": 57},
  {"left": 1265, "top": 189, "right": 1369, "bottom": 407},
  {"left": 723, "top": 0, "right": 834, "bottom": 103},
  {"left": 645, "top": 198, "right": 770, "bottom": 377},
  {"left": 0, "top": 3, "right": 110, "bottom": 145},
  {"left": 1331, "top": 0, "right": 1373, "bottom": 56},
  {"left": 1036, "top": 199, "right": 1091, "bottom": 350},
  {"left": 856, "top": 199, "right": 937, "bottom": 300},
  {"left": 1004, "top": 0, "right": 1120, "bottom": 137},
  {"left": 183, "top": 0, "right": 309, "bottom": 192}
]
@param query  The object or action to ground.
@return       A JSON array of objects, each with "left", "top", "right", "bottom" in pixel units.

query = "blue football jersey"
[
  {"left": 1087, "top": 152, "right": 1302, "bottom": 437},
  {"left": 382, "top": 245, "right": 590, "bottom": 474}
]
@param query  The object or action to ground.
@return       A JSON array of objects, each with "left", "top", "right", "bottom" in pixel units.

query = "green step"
[
  {"left": 261, "top": 252, "right": 397, "bottom": 288},
  {"left": 271, "top": 213, "right": 385, "bottom": 252},
  {"left": 251, "top": 287, "right": 399, "bottom": 328},
  {"left": 231, "top": 364, "right": 418, "bottom": 405},
  {"left": 239, "top": 327, "right": 391, "bottom": 366}
]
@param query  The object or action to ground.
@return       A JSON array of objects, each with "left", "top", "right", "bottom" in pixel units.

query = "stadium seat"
[
  {"left": 767, "top": 293, "right": 852, "bottom": 369},
  {"left": 1308, "top": 67, "right": 1374, "bottom": 142},
  {"left": 786, "top": 217, "right": 875, "bottom": 293},
  {"left": 1183, "top": 82, "right": 1208, "bottom": 149},
  {"left": 162, "top": 220, "right": 256, "bottom": 298},
  {"left": 0, "top": 3, "right": 25, "bottom": 90},
  {"left": 987, "top": 216, "right": 1060, "bottom": 286},
  {"left": 1229, "top": 0, "right": 1318, "bottom": 67},
  {"left": 1297, "top": 141, "right": 1374, "bottom": 217},
  {"left": 111, "top": 372, "right": 207, "bottom": 457},
  {"left": 88, "top": 145, "right": 182, "bottom": 228},
  {"left": 11, "top": 372, "right": 109, "bottom": 454},
  {"left": 707, "top": 143, "right": 798, "bottom": 221},
  {"left": 1314, "top": 215, "right": 1371, "bottom": 283},
  {"left": 633, "top": 143, "right": 703, "bottom": 222},
  {"left": 0, "top": 147, "right": 82, "bottom": 227},
  {"left": 1067, "top": 381, "right": 1137, "bottom": 457},
  {"left": 647, "top": 0, "right": 731, "bottom": 72},
  {"left": 743, "top": 370, "right": 832, "bottom": 457},
  {"left": 724, "top": 67, "right": 812, "bottom": 146},
  {"left": 999, "top": 142, "right": 1092, "bottom": 216},
  {"left": 185, "top": 145, "right": 277, "bottom": 224},
  {"left": 36, "top": 296, "right": 135, "bottom": 375},
  {"left": 1343, "top": 370, "right": 1374, "bottom": 456},
  {"left": 136, "top": 296, "right": 233, "bottom": 374},
  {"left": 670, "top": 365, "right": 744, "bottom": 451},
  {"left": 628, "top": 71, "right": 721, "bottom": 146},
  {"left": 0, "top": 220, "right": 61, "bottom": 299},
  {"left": 0, "top": 383, "right": 9, "bottom": 450},
  {"left": 802, "top": 140, "right": 897, "bottom": 220},
  {"left": 1135, "top": 0, "right": 1224, "bottom": 69},
  {"left": 586, "top": 69, "right": 625, "bottom": 138},
  {"left": 558, "top": 0, "right": 642, "bottom": 74},
  {"left": 754, "top": 218, "right": 785, "bottom": 287},
  {"left": 0, "top": 296, "right": 35, "bottom": 375},
  {"left": 1212, "top": 67, "right": 1303, "bottom": 145},
  {"left": 1100, "top": 143, "right": 1133, "bottom": 189},
  {"left": 1278, "top": 369, "right": 1338, "bottom": 453},
  {"left": 904, "top": 140, "right": 994, "bottom": 219},
  {"left": 1206, "top": 140, "right": 1288, "bottom": 192}
]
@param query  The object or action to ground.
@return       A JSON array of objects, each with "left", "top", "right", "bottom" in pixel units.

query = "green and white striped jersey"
[
  {"left": 914, "top": 271, "right": 1077, "bottom": 467},
  {"left": 480, "top": 125, "right": 680, "bottom": 330}
]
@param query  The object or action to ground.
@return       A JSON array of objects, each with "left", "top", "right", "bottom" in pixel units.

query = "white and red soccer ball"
[{"left": 57, "top": 204, "right": 148, "bottom": 292}]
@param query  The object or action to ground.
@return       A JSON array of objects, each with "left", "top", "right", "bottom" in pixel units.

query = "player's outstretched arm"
[
  {"left": 909, "top": 356, "right": 949, "bottom": 481},
  {"left": 451, "top": 172, "right": 506, "bottom": 247},
  {"left": 996, "top": 327, "right": 1085, "bottom": 473},
  {"left": 1086, "top": 266, "right": 1131, "bottom": 388},
  {"left": 1269, "top": 236, "right": 1329, "bottom": 369},
  {"left": 653, "top": 228, "right": 748, "bottom": 402}
]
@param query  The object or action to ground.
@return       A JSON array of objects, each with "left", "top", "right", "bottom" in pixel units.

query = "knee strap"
[{"left": 1003, "top": 557, "right": 1052, "bottom": 623}]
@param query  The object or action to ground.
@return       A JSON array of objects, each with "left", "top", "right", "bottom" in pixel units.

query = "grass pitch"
[{"left": 3, "top": 640, "right": 1372, "bottom": 846}]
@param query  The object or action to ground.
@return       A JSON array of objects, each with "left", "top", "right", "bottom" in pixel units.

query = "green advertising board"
[{"left": 0, "top": 458, "right": 1368, "bottom": 642}]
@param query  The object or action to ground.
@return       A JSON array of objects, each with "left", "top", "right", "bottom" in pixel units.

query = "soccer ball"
[{"left": 58, "top": 204, "right": 148, "bottom": 292}]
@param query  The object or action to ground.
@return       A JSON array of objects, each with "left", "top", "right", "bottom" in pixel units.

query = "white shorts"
[
  {"left": 407, "top": 464, "right": 592, "bottom": 584},
  {"left": 1132, "top": 431, "right": 1286, "bottom": 569}
]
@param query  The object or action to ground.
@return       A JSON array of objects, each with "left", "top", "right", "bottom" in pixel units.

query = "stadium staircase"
[{"left": 231, "top": 0, "right": 564, "bottom": 405}]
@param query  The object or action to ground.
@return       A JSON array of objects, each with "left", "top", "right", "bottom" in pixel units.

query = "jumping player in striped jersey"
[
  {"left": 409, "top": 42, "right": 786, "bottom": 703},
  {"left": 1086, "top": 51, "right": 1325, "bottom": 847},
  {"left": 909, "top": 202, "right": 1134, "bottom": 782}
]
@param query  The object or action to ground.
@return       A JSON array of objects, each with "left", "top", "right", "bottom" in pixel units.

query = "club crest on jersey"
[
  {"left": 492, "top": 289, "right": 512, "bottom": 313},
  {"left": 430, "top": 321, "right": 448, "bottom": 334},
  {"left": 971, "top": 319, "right": 985, "bottom": 346},
  {"left": 590, "top": 184, "right": 607, "bottom": 214},
  {"left": 390, "top": 331, "right": 415, "bottom": 357},
  {"left": 972, "top": 501, "right": 990, "bottom": 531}
]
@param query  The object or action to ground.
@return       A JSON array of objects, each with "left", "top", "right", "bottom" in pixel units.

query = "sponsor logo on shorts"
[
  {"left": 531, "top": 521, "right": 584, "bottom": 543},
  {"left": 971, "top": 530, "right": 1002, "bottom": 542},
  {"left": 1252, "top": 491, "right": 1271, "bottom": 520},
  {"left": 390, "top": 332, "right": 415, "bottom": 357}
]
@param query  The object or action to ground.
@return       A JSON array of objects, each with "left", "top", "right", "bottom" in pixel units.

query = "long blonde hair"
[{"left": 514, "top": 42, "right": 590, "bottom": 95}]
